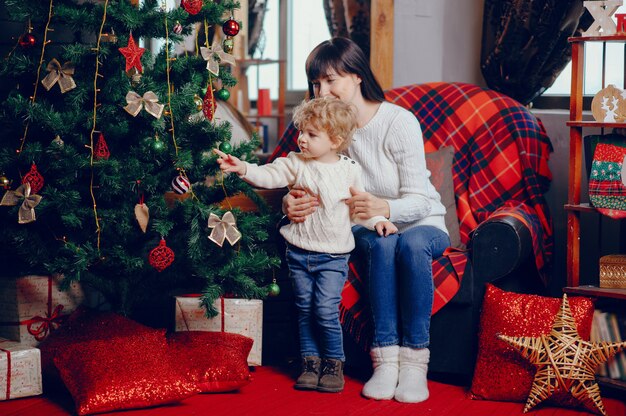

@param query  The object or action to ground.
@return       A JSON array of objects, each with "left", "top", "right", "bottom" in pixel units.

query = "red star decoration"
[{"left": 119, "top": 33, "right": 145, "bottom": 73}]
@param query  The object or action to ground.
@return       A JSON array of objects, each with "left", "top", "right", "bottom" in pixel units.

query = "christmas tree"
[{"left": 0, "top": 0, "right": 280, "bottom": 317}]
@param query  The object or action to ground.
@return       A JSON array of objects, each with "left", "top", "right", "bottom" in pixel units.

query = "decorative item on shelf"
[
  {"left": 0, "top": 183, "right": 42, "bottom": 224},
  {"left": 41, "top": 59, "right": 76, "bottom": 94},
  {"left": 599, "top": 254, "right": 626, "bottom": 288},
  {"left": 174, "top": 294, "right": 263, "bottom": 365},
  {"left": 181, "top": 0, "right": 203, "bottom": 15},
  {"left": 100, "top": 28, "right": 117, "bottom": 43},
  {"left": 218, "top": 141, "right": 232, "bottom": 154},
  {"left": 124, "top": 91, "right": 164, "bottom": 119},
  {"left": 171, "top": 174, "right": 190, "bottom": 194},
  {"left": 257, "top": 88, "right": 272, "bottom": 116},
  {"left": 207, "top": 211, "right": 241, "bottom": 247},
  {"left": 94, "top": 132, "right": 110, "bottom": 160},
  {"left": 119, "top": 33, "right": 145, "bottom": 74},
  {"left": 21, "top": 163, "right": 44, "bottom": 194},
  {"left": 0, "top": 174, "right": 11, "bottom": 190},
  {"left": 582, "top": 0, "right": 621, "bottom": 37},
  {"left": 616, "top": 13, "right": 626, "bottom": 33},
  {"left": 591, "top": 84, "right": 625, "bottom": 123},
  {"left": 588, "top": 141, "right": 626, "bottom": 218},
  {"left": 148, "top": 238, "right": 175, "bottom": 272},
  {"left": 172, "top": 21, "right": 183, "bottom": 35},
  {"left": 0, "top": 338, "right": 42, "bottom": 401},
  {"left": 498, "top": 294, "right": 626, "bottom": 416},
  {"left": 216, "top": 87, "right": 230, "bottom": 101}
]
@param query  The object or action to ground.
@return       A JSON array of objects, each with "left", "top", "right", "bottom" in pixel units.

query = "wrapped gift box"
[
  {"left": 0, "top": 338, "right": 42, "bottom": 401},
  {"left": 0, "top": 275, "right": 84, "bottom": 346},
  {"left": 175, "top": 295, "right": 263, "bottom": 365}
]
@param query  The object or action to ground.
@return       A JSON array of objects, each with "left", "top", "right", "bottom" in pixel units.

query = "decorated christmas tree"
[{"left": 0, "top": 0, "right": 280, "bottom": 317}]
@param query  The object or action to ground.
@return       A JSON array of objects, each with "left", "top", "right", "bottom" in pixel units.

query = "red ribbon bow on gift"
[{"left": 24, "top": 304, "right": 66, "bottom": 341}]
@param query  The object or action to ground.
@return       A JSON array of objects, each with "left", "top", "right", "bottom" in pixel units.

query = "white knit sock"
[
  {"left": 362, "top": 345, "right": 399, "bottom": 400},
  {"left": 394, "top": 347, "right": 429, "bottom": 403}
]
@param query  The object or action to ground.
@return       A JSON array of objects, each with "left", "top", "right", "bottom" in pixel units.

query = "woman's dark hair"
[{"left": 305, "top": 37, "right": 385, "bottom": 102}]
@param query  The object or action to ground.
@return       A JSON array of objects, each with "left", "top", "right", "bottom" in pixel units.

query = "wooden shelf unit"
[
  {"left": 566, "top": 35, "right": 626, "bottom": 392},
  {"left": 237, "top": 58, "right": 286, "bottom": 142}
]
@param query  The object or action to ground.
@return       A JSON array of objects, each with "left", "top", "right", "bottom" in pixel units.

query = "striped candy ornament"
[{"left": 171, "top": 175, "right": 190, "bottom": 194}]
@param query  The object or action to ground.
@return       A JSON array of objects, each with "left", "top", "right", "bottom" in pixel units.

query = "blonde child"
[{"left": 214, "top": 97, "right": 397, "bottom": 393}]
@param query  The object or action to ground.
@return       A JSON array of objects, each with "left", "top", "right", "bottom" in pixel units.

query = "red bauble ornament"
[
  {"left": 94, "top": 133, "right": 110, "bottom": 160},
  {"left": 181, "top": 0, "right": 203, "bottom": 15},
  {"left": 22, "top": 163, "right": 44, "bottom": 194},
  {"left": 202, "top": 88, "right": 217, "bottom": 121},
  {"left": 222, "top": 19, "right": 240, "bottom": 37},
  {"left": 148, "top": 239, "right": 175, "bottom": 272},
  {"left": 18, "top": 33, "right": 36, "bottom": 48}
]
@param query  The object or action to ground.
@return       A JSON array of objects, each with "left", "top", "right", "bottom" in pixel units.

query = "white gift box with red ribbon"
[
  {"left": 0, "top": 338, "right": 42, "bottom": 401},
  {"left": 174, "top": 295, "right": 263, "bottom": 366},
  {"left": 0, "top": 275, "right": 84, "bottom": 346}
]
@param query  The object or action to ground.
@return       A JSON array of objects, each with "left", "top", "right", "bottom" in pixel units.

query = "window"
[
  {"left": 543, "top": 5, "right": 626, "bottom": 97},
  {"left": 247, "top": 0, "right": 330, "bottom": 102}
]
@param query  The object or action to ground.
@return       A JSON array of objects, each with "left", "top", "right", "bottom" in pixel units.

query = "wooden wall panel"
[{"left": 370, "top": 0, "right": 394, "bottom": 90}]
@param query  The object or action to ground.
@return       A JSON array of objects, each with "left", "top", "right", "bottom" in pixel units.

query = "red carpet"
[{"left": 1, "top": 366, "right": 625, "bottom": 415}]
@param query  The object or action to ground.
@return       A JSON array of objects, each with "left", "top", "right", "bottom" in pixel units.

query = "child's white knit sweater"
[{"left": 242, "top": 152, "right": 386, "bottom": 254}]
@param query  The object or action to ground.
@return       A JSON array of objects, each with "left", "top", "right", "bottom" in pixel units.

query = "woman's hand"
[
  {"left": 214, "top": 149, "right": 246, "bottom": 176},
  {"left": 345, "top": 187, "right": 390, "bottom": 219},
  {"left": 375, "top": 220, "right": 398, "bottom": 237},
  {"left": 283, "top": 188, "right": 319, "bottom": 223}
]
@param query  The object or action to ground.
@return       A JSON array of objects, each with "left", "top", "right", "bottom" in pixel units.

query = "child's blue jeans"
[{"left": 285, "top": 243, "right": 349, "bottom": 361}]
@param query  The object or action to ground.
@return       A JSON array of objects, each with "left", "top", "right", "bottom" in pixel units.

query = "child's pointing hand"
[{"left": 213, "top": 148, "right": 246, "bottom": 176}]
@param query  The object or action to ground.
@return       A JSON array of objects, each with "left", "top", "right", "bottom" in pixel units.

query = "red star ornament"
[{"left": 119, "top": 34, "right": 145, "bottom": 73}]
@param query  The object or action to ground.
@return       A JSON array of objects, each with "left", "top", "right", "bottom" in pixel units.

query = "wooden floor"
[{"left": 2, "top": 366, "right": 625, "bottom": 416}]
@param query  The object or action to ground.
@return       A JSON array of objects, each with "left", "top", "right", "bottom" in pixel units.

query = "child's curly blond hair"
[{"left": 291, "top": 98, "right": 357, "bottom": 153}]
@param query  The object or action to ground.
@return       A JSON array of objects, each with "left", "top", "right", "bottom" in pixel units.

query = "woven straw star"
[{"left": 498, "top": 294, "right": 626, "bottom": 415}]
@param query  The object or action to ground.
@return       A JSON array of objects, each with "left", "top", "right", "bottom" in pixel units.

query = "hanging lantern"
[{"left": 94, "top": 133, "right": 110, "bottom": 160}]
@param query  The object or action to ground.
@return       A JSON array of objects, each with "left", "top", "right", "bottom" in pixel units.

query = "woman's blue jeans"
[
  {"left": 285, "top": 243, "right": 349, "bottom": 360},
  {"left": 352, "top": 225, "right": 450, "bottom": 348}
]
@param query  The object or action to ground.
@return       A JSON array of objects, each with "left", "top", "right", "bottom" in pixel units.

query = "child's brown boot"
[
  {"left": 294, "top": 356, "right": 321, "bottom": 390},
  {"left": 318, "top": 358, "right": 344, "bottom": 392}
]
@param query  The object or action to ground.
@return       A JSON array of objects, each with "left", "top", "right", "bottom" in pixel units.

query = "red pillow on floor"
[
  {"left": 470, "top": 284, "right": 594, "bottom": 405},
  {"left": 38, "top": 307, "right": 159, "bottom": 388},
  {"left": 54, "top": 330, "right": 198, "bottom": 415},
  {"left": 168, "top": 331, "right": 253, "bottom": 392}
]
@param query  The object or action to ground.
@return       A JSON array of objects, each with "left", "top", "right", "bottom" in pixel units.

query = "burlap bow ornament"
[
  {"left": 0, "top": 182, "right": 42, "bottom": 224},
  {"left": 41, "top": 59, "right": 77, "bottom": 93},
  {"left": 200, "top": 44, "right": 236, "bottom": 76},
  {"left": 208, "top": 211, "right": 242, "bottom": 247},
  {"left": 124, "top": 91, "right": 164, "bottom": 119}
]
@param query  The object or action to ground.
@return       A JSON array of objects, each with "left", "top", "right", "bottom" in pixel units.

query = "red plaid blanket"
[{"left": 269, "top": 82, "right": 553, "bottom": 346}]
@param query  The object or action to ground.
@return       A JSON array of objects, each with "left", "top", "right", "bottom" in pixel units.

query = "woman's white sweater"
[{"left": 344, "top": 101, "right": 447, "bottom": 234}]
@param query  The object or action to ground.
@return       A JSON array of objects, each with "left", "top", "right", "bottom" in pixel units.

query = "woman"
[{"left": 283, "top": 37, "right": 449, "bottom": 403}]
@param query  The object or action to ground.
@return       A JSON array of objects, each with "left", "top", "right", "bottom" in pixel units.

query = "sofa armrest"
[{"left": 470, "top": 208, "right": 533, "bottom": 283}]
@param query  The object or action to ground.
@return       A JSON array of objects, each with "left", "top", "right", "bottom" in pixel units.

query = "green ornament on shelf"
[
  {"left": 268, "top": 281, "right": 280, "bottom": 297},
  {"left": 218, "top": 141, "right": 232, "bottom": 154},
  {"left": 216, "top": 88, "right": 230, "bottom": 101}
]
